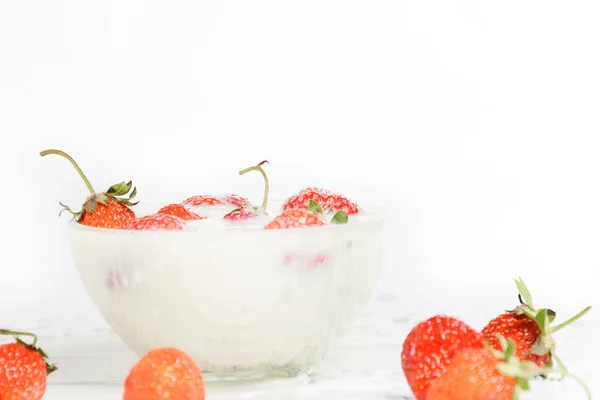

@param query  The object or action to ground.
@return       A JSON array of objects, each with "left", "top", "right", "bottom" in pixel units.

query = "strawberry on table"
[
  {"left": 401, "top": 315, "right": 483, "bottom": 400},
  {"left": 0, "top": 329, "right": 56, "bottom": 400},
  {"left": 426, "top": 335, "right": 592, "bottom": 400},
  {"left": 157, "top": 204, "right": 205, "bottom": 221},
  {"left": 123, "top": 347, "right": 205, "bottom": 400},
  {"left": 426, "top": 336, "right": 542, "bottom": 400},
  {"left": 40, "top": 149, "right": 138, "bottom": 229},
  {"left": 128, "top": 213, "right": 187, "bottom": 230},
  {"left": 283, "top": 187, "right": 360, "bottom": 215},
  {"left": 481, "top": 278, "right": 591, "bottom": 369}
]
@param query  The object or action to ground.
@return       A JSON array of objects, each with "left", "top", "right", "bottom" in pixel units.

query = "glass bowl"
[{"left": 66, "top": 201, "right": 385, "bottom": 379}]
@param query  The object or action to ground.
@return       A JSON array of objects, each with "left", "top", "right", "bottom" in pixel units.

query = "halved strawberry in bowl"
[
  {"left": 264, "top": 208, "right": 326, "bottom": 230},
  {"left": 265, "top": 200, "right": 349, "bottom": 272},
  {"left": 127, "top": 213, "right": 187, "bottom": 231},
  {"left": 223, "top": 207, "right": 259, "bottom": 221},
  {"left": 265, "top": 200, "right": 348, "bottom": 229},
  {"left": 282, "top": 187, "right": 360, "bottom": 215},
  {"left": 157, "top": 204, "right": 205, "bottom": 221},
  {"left": 183, "top": 194, "right": 249, "bottom": 208}
]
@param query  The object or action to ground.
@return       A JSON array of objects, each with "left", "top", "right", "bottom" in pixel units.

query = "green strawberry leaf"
[
  {"left": 505, "top": 339, "right": 516, "bottom": 358},
  {"left": 128, "top": 186, "right": 137, "bottom": 200},
  {"left": 308, "top": 200, "right": 324, "bottom": 214},
  {"left": 497, "top": 334, "right": 510, "bottom": 353},
  {"left": 106, "top": 181, "right": 132, "bottom": 196},
  {"left": 497, "top": 362, "right": 522, "bottom": 377},
  {"left": 331, "top": 210, "right": 348, "bottom": 224},
  {"left": 515, "top": 277, "right": 535, "bottom": 309},
  {"left": 515, "top": 376, "right": 530, "bottom": 391},
  {"left": 534, "top": 309, "right": 550, "bottom": 332},
  {"left": 46, "top": 362, "right": 58, "bottom": 374},
  {"left": 58, "top": 201, "right": 82, "bottom": 220}
]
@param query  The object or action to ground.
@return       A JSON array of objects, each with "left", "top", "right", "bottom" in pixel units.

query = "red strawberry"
[
  {"left": 401, "top": 315, "right": 483, "bottom": 400},
  {"left": 264, "top": 208, "right": 326, "bottom": 229},
  {"left": 283, "top": 187, "right": 360, "bottom": 215},
  {"left": 224, "top": 194, "right": 249, "bottom": 208},
  {"left": 106, "top": 269, "right": 125, "bottom": 290},
  {"left": 425, "top": 336, "right": 548, "bottom": 400},
  {"left": 270, "top": 202, "right": 337, "bottom": 267},
  {"left": 123, "top": 347, "right": 205, "bottom": 400},
  {"left": 183, "top": 194, "right": 249, "bottom": 208},
  {"left": 283, "top": 252, "right": 328, "bottom": 270},
  {"left": 481, "top": 278, "right": 591, "bottom": 369},
  {"left": 40, "top": 149, "right": 138, "bottom": 229},
  {"left": 128, "top": 213, "right": 186, "bottom": 230},
  {"left": 224, "top": 160, "right": 271, "bottom": 221},
  {"left": 183, "top": 195, "right": 224, "bottom": 206},
  {"left": 224, "top": 207, "right": 257, "bottom": 221},
  {"left": 157, "top": 204, "right": 205, "bottom": 221},
  {"left": 0, "top": 329, "right": 57, "bottom": 400}
]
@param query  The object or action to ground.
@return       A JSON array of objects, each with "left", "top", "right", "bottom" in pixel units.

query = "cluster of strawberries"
[
  {"left": 2, "top": 150, "right": 586, "bottom": 399},
  {"left": 401, "top": 278, "right": 592, "bottom": 400},
  {"left": 39, "top": 149, "right": 360, "bottom": 231}
]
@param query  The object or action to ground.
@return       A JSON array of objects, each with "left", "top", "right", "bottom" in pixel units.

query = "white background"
[{"left": 1, "top": 0, "right": 599, "bottom": 336}]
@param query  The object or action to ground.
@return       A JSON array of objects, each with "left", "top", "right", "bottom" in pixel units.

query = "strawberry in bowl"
[
  {"left": 157, "top": 204, "right": 205, "bottom": 221},
  {"left": 183, "top": 194, "right": 249, "bottom": 208},
  {"left": 40, "top": 149, "right": 139, "bottom": 229},
  {"left": 42, "top": 150, "right": 386, "bottom": 380},
  {"left": 282, "top": 187, "right": 360, "bottom": 215}
]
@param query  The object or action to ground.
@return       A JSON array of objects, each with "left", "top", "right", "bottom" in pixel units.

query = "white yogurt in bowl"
[{"left": 66, "top": 201, "right": 386, "bottom": 379}]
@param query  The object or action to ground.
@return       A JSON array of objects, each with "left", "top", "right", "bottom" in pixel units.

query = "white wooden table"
[{"left": 5, "top": 294, "right": 596, "bottom": 399}]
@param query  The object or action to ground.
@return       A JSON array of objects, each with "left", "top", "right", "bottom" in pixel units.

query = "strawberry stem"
[
  {"left": 40, "top": 149, "right": 96, "bottom": 195},
  {"left": 567, "top": 372, "right": 592, "bottom": 400},
  {"left": 550, "top": 306, "right": 591, "bottom": 333},
  {"left": 552, "top": 353, "right": 569, "bottom": 376},
  {"left": 552, "top": 355, "right": 592, "bottom": 400},
  {"left": 239, "top": 160, "right": 270, "bottom": 209},
  {"left": 0, "top": 329, "right": 38, "bottom": 347}
]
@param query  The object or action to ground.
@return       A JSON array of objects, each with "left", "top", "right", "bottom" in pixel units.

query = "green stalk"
[
  {"left": 239, "top": 160, "right": 270, "bottom": 209},
  {"left": 39, "top": 149, "right": 96, "bottom": 194},
  {"left": 0, "top": 329, "right": 38, "bottom": 347},
  {"left": 550, "top": 306, "right": 591, "bottom": 333}
]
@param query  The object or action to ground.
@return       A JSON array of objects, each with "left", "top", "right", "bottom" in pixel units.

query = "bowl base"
[{"left": 202, "top": 366, "right": 314, "bottom": 382}]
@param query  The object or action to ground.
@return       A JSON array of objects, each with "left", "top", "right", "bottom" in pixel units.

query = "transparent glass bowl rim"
[{"left": 66, "top": 204, "right": 388, "bottom": 236}]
